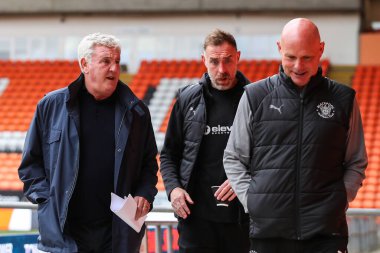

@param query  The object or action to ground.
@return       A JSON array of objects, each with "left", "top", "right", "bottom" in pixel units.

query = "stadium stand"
[
  {"left": 350, "top": 65, "right": 380, "bottom": 209},
  {"left": 0, "top": 58, "right": 332, "bottom": 195},
  {"left": 2, "top": 58, "right": 380, "bottom": 253},
  {"left": 130, "top": 58, "right": 331, "bottom": 192},
  {"left": 0, "top": 60, "right": 80, "bottom": 132},
  {"left": 0, "top": 60, "right": 80, "bottom": 193},
  {"left": 5, "top": 58, "right": 379, "bottom": 204}
]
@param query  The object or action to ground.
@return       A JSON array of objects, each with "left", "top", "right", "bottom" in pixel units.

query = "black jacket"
[
  {"left": 245, "top": 67, "right": 355, "bottom": 239},
  {"left": 160, "top": 71, "right": 249, "bottom": 196},
  {"left": 160, "top": 71, "right": 250, "bottom": 222}
]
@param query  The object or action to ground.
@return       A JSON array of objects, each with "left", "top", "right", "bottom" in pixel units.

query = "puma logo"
[
  {"left": 189, "top": 107, "right": 196, "bottom": 116},
  {"left": 269, "top": 104, "right": 284, "bottom": 114}
]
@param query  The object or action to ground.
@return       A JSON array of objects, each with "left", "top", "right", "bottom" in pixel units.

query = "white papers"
[{"left": 110, "top": 193, "right": 146, "bottom": 233}]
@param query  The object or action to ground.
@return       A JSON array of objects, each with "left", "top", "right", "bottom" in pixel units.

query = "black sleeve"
[{"left": 159, "top": 98, "right": 185, "bottom": 200}]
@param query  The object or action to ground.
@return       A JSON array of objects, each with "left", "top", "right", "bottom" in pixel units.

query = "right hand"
[
  {"left": 170, "top": 187, "right": 194, "bottom": 219},
  {"left": 214, "top": 179, "right": 237, "bottom": 202}
]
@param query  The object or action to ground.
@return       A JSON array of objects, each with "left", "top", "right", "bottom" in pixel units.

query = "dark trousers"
[
  {"left": 177, "top": 216, "right": 250, "bottom": 253},
  {"left": 67, "top": 219, "right": 112, "bottom": 253},
  {"left": 250, "top": 236, "right": 348, "bottom": 253}
]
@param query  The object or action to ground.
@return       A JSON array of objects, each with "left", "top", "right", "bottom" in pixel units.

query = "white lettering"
[{"left": 204, "top": 124, "right": 232, "bottom": 135}]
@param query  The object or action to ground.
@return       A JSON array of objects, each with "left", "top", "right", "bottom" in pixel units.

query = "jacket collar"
[
  {"left": 66, "top": 73, "right": 84, "bottom": 109},
  {"left": 66, "top": 73, "right": 139, "bottom": 110},
  {"left": 199, "top": 70, "right": 250, "bottom": 98},
  {"left": 278, "top": 65, "right": 324, "bottom": 96}
]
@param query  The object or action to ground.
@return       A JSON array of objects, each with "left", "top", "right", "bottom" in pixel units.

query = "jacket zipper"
[
  {"left": 115, "top": 106, "right": 128, "bottom": 150},
  {"left": 187, "top": 97, "right": 206, "bottom": 190},
  {"left": 296, "top": 91, "right": 304, "bottom": 240},
  {"left": 61, "top": 120, "right": 80, "bottom": 232}
]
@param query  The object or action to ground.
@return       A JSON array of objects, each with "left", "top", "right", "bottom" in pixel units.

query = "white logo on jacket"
[
  {"left": 204, "top": 125, "right": 232, "bottom": 135},
  {"left": 189, "top": 106, "right": 197, "bottom": 116},
  {"left": 269, "top": 104, "right": 284, "bottom": 114},
  {"left": 317, "top": 102, "right": 335, "bottom": 118}
]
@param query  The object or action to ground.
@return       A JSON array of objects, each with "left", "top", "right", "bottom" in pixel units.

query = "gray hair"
[{"left": 77, "top": 32, "right": 121, "bottom": 73}]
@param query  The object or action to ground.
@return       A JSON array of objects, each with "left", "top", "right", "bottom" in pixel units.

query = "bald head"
[
  {"left": 280, "top": 18, "right": 321, "bottom": 47},
  {"left": 277, "top": 18, "right": 325, "bottom": 87}
]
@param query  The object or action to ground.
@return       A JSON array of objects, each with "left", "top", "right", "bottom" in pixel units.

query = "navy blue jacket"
[{"left": 18, "top": 74, "right": 158, "bottom": 253}]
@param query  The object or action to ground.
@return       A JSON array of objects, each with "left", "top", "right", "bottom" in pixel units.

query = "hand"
[
  {"left": 214, "top": 179, "right": 237, "bottom": 202},
  {"left": 170, "top": 187, "right": 194, "bottom": 219},
  {"left": 134, "top": 196, "right": 151, "bottom": 220}
]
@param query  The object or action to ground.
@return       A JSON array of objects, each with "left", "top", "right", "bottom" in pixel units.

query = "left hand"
[
  {"left": 134, "top": 196, "right": 151, "bottom": 220},
  {"left": 214, "top": 179, "right": 237, "bottom": 202}
]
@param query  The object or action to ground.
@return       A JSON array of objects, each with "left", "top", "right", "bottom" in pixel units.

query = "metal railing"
[
  {"left": 0, "top": 201, "right": 176, "bottom": 253},
  {"left": 1, "top": 202, "right": 380, "bottom": 253}
]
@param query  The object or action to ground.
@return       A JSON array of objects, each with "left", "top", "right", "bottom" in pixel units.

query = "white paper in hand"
[{"left": 110, "top": 192, "right": 146, "bottom": 233}]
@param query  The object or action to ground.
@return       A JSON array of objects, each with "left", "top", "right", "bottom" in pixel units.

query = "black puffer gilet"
[{"left": 245, "top": 67, "right": 355, "bottom": 240}]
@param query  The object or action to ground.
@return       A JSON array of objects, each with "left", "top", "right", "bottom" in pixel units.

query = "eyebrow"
[
  {"left": 209, "top": 55, "right": 233, "bottom": 60},
  {"left": 99, "top": 55, "right": 120, "bottom": 60}
]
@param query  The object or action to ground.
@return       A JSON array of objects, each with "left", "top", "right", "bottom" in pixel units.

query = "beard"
[{"left": 210, "top": 73, "right": 235, "bottom": 90}]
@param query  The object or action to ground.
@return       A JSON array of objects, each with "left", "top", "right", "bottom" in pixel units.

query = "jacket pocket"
[
  {"left": 47, "top": 129, "right": 61, "bottom": 144},
  {"left": 44, "top": 129, "right": 61, "bottom": 178},
  {"left": 38, "top": 200, "right": 65, "bottom": 248}
]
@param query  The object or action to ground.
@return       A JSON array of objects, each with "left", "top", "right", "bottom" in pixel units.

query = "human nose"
[
  {"left": 109, "top": 61, "right": 119, "bottom": 72},
  {"left": 294, "top": 59, "right": 304, "bottom": 70},
  {"left": 218, "top": 62, "right": 227, "bottom": 73}
]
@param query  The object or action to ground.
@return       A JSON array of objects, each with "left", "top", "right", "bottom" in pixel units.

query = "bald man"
[{"left": 223, "top": 18, "right": 367, "bottom": 252}]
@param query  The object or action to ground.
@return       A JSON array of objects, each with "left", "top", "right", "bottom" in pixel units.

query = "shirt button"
[{"left": 117, "top": 148, "right": 122, "bottom": 152}]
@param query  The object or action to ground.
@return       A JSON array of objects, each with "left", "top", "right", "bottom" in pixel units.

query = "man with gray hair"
[{"left": 19, "top": 33, "right": 158, "bottom": 253}]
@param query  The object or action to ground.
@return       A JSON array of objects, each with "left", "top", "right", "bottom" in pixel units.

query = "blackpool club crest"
[{"left": 316, "top": 102, "right": 335, "bottom": 118}]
